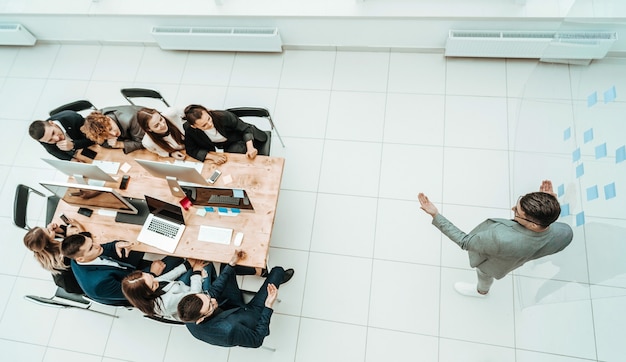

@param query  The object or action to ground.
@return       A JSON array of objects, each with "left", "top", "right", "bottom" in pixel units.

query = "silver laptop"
[{"left": 136, "top": 195, "right": 186, "bottom": 253}]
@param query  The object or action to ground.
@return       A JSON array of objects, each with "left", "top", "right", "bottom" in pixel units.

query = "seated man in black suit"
[
  {"left": 61, "top": 233, "right": 184, "bottom": 306},
  {"left": 182, "top": 104, "right": 269, "bottom": 163},
  {"left": 29, "top": 111, "right": 95, "bottom": 161},
  {"left": 177, "top": 250, "right": 294, "bottom": 348}
]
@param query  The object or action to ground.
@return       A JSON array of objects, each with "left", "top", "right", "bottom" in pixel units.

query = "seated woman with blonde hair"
[
  {"left": 23, "top": 218, "right": 86, "bottom": 294},
  {"left": 136, "top": 107, "right": 186, "bottom": 160},
  {"left": 122, "top": 259, "right": 215, "bottom": 321}
]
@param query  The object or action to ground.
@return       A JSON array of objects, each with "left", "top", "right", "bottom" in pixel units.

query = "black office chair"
[
  {"left": 227, "top": 107, "right": 285, "bottom": 148},
  {"left": 121, "top": 88, "right": 170, "bottom": 107},
  {"left": 14, "top": 184, "right": 47, "bottom": 230},
  {"left": 49, "top": 100, "right": 97, "bottom": 117},
  {"left": 24, "top": 288, "right": 117, "bottom": 318},
  {"left": 144, "top": 314, "right": 185, "bottom": 325}
]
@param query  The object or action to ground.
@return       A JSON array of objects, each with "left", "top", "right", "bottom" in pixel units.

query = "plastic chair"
[
  {"left": 226, "top": 107, "right": 285, "bottom": 148},
  {"left": 49, "top": 100, "right": 97, "bottom": 117},
  {"left": 120, "top": 88, "right": 170, "bottom": 107},
  {"left": 24, "top": 287, "right": 117, "bottom": 317}
]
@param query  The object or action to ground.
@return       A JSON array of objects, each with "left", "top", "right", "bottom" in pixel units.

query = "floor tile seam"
[
  {"left": 369, "top": 256, "right": 443, "bottom": 270},
  {"left": 438, "top": 335, "right": 517, "bottom": 352},
  {"left": 170, "top": 50, "right": 192, "bottom": 106},
  {"left": 0, "top": 274, "right": 19, "bottom": 326},
  {"left": 42, "top": 345, "right": 106, "bottom": 359},
  {"left": 504, "top": 58, "right": 519, "bottom": 355}
]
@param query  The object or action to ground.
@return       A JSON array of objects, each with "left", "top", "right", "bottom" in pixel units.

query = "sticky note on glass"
[
  {"left": 233, "top": 189, "right": 244, "bottom": 198},
  {"left": 576, "top": 212, "right": 585, "bottom": 227},
  {"left": 576, "top": 164, "right": 585, "bottom": 178},
  {"left": 560, "top": 203, "right": 570, "bottom": 217},
  {"left": 586, "top": 185, "right": 599, "bottom": 201},
  {"left": 595, "top": 143, "right": 607, "bottom": 159},
  {"left": 604, "top": 86, "right": 616, "bottom": 103},
  {"left": 604, "top": 182, "right": 616, "bottom": 200},
  {"left": 616, "top": 146, "right": 626, "bottom": 164},
  {"left": 557, "top": 184, "right": 565, "bottom": 197},
  {"left": 563, "top": 127, "right": 571, "bottom": 141},
  {"left": 587, "top": 92, "right": 598, "bottom": 107},
  {"left": 583, "top": 129, "right": 594, "bottom": 143},
  {"left": 572, "top": 148, "right": 581, "bottom": 162}
]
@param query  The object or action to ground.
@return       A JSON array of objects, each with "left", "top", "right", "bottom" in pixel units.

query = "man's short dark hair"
[
  {"left": 520, "top": 192, "right": 561, "bottom": 227},
  {"left": 177, "top": 294, "right": 204, "bottom": 322},
  {"left": 61, "top": 234, "right": 87, "bottom": 260},
  {"left": 28, "top": 120, "right": 48, "bottom": 141}
]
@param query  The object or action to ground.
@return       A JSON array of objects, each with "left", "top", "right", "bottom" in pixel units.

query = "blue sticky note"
[
  {"left": 595, "top": 143, "right": 607, "bottom": 159},
  {"left": 604, "top": 182, "right": 616, "bottom": 200},
  {"left": 617, "top": 146, "right": 626, "bottom": 163},
  {"left": 586, "top": 185, "right": 599, "bottom": 201},
  {"left": 576, "top": 164, "right": 585, "bottom": 178},
  {"left": 560, "top": 203, "right": 570, "bottom": 217},
  {"left": 557, "top": 184, "right": 565, "bottom": 197},
  {"left": 576, "top": 212, "right": 585, "bottom": 227},
  {"left": 204, "top": 206, "right": 215, "bottom": 212},
  {"left": 583, "top": 129, "right": 594, "bottom": 143},
  {"left": 230, "top": 208, "right": 240, "bottom": 214},
  {"left": 233, "top": 189, "right": 244, "bottom": 198},
  {"left": 604, "top": 86, "right": 616, "bottom": 103},
  {"left": 218, "top": 207, "right": 228, "bottom": 213},
  {"left": 563, "top": 127, "right": 571, "bottom": 141},
  {"left": 572, "top": 148, "right": 581, "bottom": 162},
  {"left": 587, "top": 92, "right": 598, "bottom": 107}
]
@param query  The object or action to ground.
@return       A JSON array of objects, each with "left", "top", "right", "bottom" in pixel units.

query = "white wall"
[{"left": 1, "top": 0, "right": 626, "bottom": 52}]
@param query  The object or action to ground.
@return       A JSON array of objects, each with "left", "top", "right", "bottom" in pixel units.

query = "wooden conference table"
[{"left": 53, "top": 146, "right": 284, "bottom": 268}]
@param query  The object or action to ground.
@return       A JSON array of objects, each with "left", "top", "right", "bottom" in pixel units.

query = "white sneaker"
[{"left": 454, "top": 282, "right": 488, "bottom": 298}]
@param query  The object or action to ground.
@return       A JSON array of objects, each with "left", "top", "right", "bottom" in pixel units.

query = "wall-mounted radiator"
[
  {"left": 445, "top": 30, "right": 617, "bottom": 61},
  {"left": 151, "top": 26, "right": 282, "bottom": 52},
  {"left": 0, "top": 24, "right": 37, "bottom": 46}
]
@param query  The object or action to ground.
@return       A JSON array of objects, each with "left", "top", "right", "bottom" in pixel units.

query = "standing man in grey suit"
[{"left": 418, "top": 180, "right": 573, "bottom": 297}]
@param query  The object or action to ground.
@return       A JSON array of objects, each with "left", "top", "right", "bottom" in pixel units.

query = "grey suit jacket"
[
  {"left": 432, "top": 214, "right": 573, "bottom": 279},
  {"left": 100, "top": 105, "right": 145, "bottom": 154}
]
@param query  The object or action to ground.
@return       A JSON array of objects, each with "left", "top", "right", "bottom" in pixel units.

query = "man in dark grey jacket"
[{"left": 418, "top": 180, "right": 573, "bottom": 297}]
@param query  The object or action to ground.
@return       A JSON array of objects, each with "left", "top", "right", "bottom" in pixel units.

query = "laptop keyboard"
[
  {"left": 208, "top": 195, "right": 240, "bottom": 205},
  {"left": 147, "top": 218, "right": 180, "bottom": 238}
]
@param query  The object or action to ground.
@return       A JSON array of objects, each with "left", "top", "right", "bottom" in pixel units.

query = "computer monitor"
[
  {"left": 39, "top": 181, "right": 139, "bottom": 214},
  {"left": 180, "top": 185, "right": 254, "bottom": 211},
  {"left": 135, "top": 159, "right": 208, "bottom": 186},
  {"left": 42, "top": 158, "right": 116, "bottom": 184}
]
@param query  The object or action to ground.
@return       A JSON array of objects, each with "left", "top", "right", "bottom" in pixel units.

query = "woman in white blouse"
[{"left": 137, "top": 107, "right": 186, "bottom": 159}]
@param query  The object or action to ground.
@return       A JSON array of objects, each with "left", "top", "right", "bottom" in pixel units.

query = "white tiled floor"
[{"left": 0, "top": 44, "right": 625, "bottom": 362}]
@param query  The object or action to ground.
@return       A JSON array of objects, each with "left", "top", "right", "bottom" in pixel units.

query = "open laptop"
[{"left": 136, "top": 195, "right": 186, "bottom": 253}]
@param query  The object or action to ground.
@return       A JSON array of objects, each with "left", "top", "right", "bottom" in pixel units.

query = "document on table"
[{"left": 92, "top": 160, "right": 121, "bottom": 174}]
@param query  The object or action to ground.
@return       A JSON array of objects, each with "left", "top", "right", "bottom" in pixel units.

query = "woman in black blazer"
[{"left": 182, "top": 104, "right": 268, "bottom": 163}]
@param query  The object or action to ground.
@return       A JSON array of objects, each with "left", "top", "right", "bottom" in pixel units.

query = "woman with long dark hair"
[{"left": 137, "top": 108, "right": 186, "bottom": 160}]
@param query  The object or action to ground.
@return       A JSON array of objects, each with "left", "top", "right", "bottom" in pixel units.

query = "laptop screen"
[{"left": 145, "top": 195, "right": 185, "bottom": 224}]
